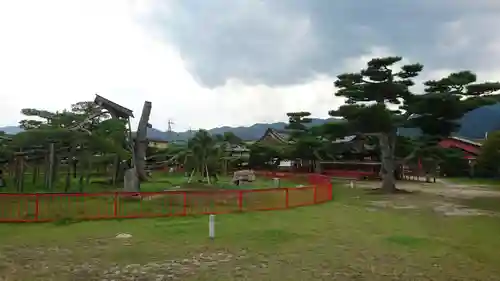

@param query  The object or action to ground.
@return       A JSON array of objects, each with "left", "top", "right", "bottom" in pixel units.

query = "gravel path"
[{"left": 350, "top": 180, "right": 500, "bottom": 199}]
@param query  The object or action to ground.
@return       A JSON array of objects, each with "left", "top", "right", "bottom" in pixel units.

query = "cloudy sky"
[{"left": 1, "top": 0, "right": 500, "bottom": 131}]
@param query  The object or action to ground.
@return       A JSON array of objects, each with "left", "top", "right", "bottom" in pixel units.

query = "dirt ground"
[{"left": 341, "top": 179, "right": 500, "bottom": 217}]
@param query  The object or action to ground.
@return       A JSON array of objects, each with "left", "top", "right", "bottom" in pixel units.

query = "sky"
[{"left": 1, "top": 0, "right": 500, "bottom": 132}]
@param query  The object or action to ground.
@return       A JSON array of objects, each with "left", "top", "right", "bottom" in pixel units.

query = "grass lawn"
[{"left": 1, "top": 187, "right": 499, "bottom": 280}]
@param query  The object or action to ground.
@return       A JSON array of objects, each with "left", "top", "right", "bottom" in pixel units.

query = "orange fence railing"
[{"left": 0, "top": 173, "right": 333, "bottom": 223}]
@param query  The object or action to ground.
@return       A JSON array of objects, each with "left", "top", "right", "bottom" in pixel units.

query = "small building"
[
  {"left": 147, "top": 138, "right": 169, "bottom": 150},
  {"left": 226, "top": 144, "right": 250, "bottom": 158},
  {"left": 131, "top": 134, "right": 169, "bottom": 150}
]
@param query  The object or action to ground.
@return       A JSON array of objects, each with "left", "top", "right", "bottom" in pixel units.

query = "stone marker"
[
  {"left": 124, "top": 168, "right": 139, "bottom": 192},
  {"left": 232, "top": 170, "right": 256, "bottom": 185}
]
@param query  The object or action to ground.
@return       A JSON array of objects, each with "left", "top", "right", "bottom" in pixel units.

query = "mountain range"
[{"left": 2, "top": 103, "right": 500, "bottom": 141}]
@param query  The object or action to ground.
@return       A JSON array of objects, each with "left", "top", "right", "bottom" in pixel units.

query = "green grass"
[
  {"left": 0, "top": 187, "right": 499, "bottom": 280},
  {"left": 1, "top": 172, "right": 302, "bottom": 194}
]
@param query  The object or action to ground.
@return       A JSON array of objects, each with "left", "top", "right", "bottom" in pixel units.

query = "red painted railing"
[{"left": 0, "top": 174, "right": 332, "bottom": 223}]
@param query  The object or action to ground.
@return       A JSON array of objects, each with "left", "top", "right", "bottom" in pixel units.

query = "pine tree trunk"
[{"left": 379, "top": 132, "right": 397, "bottom": 192}]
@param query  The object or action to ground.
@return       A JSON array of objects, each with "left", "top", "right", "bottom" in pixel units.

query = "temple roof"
[{"left": 257, "top": 128, "right": 291, "bottom": 144}]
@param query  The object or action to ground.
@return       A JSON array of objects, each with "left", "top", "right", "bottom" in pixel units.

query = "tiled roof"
[
  {"left": 449, "top": 136, "right": 482, "bottom": 147},
  {"left": 258, "top": 128, "right": 290, "bottom": 143}
]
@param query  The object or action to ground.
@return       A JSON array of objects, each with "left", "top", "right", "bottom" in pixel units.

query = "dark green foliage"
[
  {"left": 404, "top": 71, "right": 500, "bottom": 178},
  {"left": 407, "top": 71, "right": 500, "bottom": 137},
  {"left": 176, "top": 129, "right": 248, "bottom": 181},
  {"left": 4, "top": 101, "right": 131, "bottom": 192},
  {"left": 248, "top": 142, "right": 287, "bottom": 169},
  {"left": 438, "top": 149, "right": 470, "bottom": 177},
  {"left": 394, "top": 136, "right": 414, "bottom": 159},
  {"left": 213, "top": 131, "right": 243, "bottom": 145},
  {"left": 334, "top": 56, "right": 422, "bottom": 106},
  {"left": 331, "top": 56, "right": 423, "bottom": 135},
  {"left": 476, "top": 131, "right": 500, "bottom": 177},
  {"left": 285, "top": 111, "right": 312, "bottom": 138}
]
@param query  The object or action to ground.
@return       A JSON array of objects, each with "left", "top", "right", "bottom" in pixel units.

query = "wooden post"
[
  {"left": 113, "top": 192, "right": 119, "bottom": 217},
  {"left": 13, "top": 155, "right": 19, "bottom": 190},
  {"left": 134, "top": 101, "right": 152, "bottom": 182},
  {"left": 12, "top": 157, "right": 19, "bottom": 189},
  {"left": 85, "top": 157, "right": 91, "bottom": 186},
  {"left": 127, "top": 118, "right": 139, "bottom": 191},
  {"left": 64, "top": 146, "right": 71, "bottom": 192},
  {"left": 43, "top": 153, "right": 49, "bottom": 189},
  {"left": 78, "top": 174, "right": 84, "bottom": 192},
  {"left": 285, "top": 188, "right": 289, "bottom": 208},
  {"left": 35, "top": 193, "right": 40, "bottom": 221},
  {"left": 32, "top": 164, "right": 38, "bottom": 185},
  {"left": 65, "top": 159, "right": 71, "bottom": 192},
  {"left": 18, "top": 155, "right": 25, "bottom": 192},
  {"left": 112, "top": 154, "right": 119, "bottom": 186},
  {"left": 47, "top": 142, "right": 55, "bottom": 190}
]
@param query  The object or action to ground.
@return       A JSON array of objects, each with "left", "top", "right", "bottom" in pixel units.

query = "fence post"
[
  {"left": 313, "top": 185, "right": 317, "bottom": 204},
  {"left": 182, "top": 192, "right": 187, "bottom": 215},
  {"left": 238, "top": 190, "right": 243, "bottom": 211},
  {"left": 285, "top": 188, "right": 289, "bottom": 208},
  {"left": 35, "top": 193, "right": 39, "bottom": 221},
  {"left": 113, "top": 192, "right": 118, "bottom": 217}
]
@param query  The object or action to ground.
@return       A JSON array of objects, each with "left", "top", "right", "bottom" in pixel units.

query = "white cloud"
[
  {"left": 0, "top": 0, "right": 342, "bottom": 132},
  {"left": 4, "top": 1, "right": 499, "bottom": 134}
]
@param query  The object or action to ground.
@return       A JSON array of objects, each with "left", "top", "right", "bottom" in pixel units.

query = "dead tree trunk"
[{"left": 134, "top": 101, "right": 152, "bottom": 181}]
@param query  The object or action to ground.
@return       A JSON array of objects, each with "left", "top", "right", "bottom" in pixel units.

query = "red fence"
[{"left": 0, "top": 174, "right": 332, "bottom": 223}]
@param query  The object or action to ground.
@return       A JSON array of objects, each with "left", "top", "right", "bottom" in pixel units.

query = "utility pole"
[{"left": 167, "top": 119, "right": 175, "bottom": 141}]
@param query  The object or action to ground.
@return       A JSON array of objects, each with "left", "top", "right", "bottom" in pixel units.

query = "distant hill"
[
  {"left": 457, "top": 103, "right": 500, "bottom": 139},
  {"left": 0, "top": 126, "right": 23, "bottom": 134},
  {"left": 147, "top": 118, "right": 339, "bottom": 141},
  {"left": 3, "top": 104, "right": 500, "bottom": 141}
]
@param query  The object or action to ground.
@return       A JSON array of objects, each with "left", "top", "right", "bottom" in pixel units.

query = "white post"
[
  {"left": 350, "top": 180, "right": 354, "bottom": 189},
  {"left": 209, "top": 214, "right": 215, "bottom": 240},
  {"left": 273, "top": 177, "right": 280, "bottom": 188}
]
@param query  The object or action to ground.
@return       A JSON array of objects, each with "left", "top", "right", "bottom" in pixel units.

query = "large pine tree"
[{"left": 331, "top": 57, "right": 423, "bottom": 192}]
